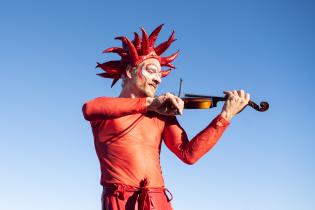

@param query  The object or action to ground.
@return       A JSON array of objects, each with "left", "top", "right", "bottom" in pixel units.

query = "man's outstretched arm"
[
  {"left": 163, "top": 114, "right": 229, "bottom": 164},
  {"left": 162, "top": 90, "right": 250, "bottom": 164}
]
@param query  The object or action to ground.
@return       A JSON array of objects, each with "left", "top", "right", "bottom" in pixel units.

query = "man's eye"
[{"left": 146, "top": 69, "right": 155, "bottom": 73}]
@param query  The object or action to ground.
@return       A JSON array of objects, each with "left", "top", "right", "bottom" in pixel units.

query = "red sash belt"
[{"left": 103, "top": 179, "right": 173, "bottom": 210}]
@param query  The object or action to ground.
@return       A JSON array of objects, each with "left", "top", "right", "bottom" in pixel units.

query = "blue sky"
[{"left": 0, "top": 0, "right": 314, "bottom": 209}]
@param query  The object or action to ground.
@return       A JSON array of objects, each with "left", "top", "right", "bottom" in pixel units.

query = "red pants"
[{"left": 101, "top": 183, "right": 174, "bottom": 210}]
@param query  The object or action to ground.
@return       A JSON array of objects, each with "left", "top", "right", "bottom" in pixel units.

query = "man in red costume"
[{"left": 82, "top": 24, "right": 250, "bottom": 210}]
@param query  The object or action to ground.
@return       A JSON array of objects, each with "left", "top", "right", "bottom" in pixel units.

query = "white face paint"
[{"left": 141, "top": 63, "right": 162, "bottom": 81}]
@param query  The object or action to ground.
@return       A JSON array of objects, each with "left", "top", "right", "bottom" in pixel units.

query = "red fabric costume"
[
  {"left": 82, "top": 97, "right": 229, "bottom": 210},
  {"left": 84, "top": 25, "right": 230, "bottom": 210}
]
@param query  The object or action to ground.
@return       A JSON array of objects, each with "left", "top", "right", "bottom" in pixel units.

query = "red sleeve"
[
  {"left": 163, "top": 114, "right": 230, "bottom": 164},
  {"left": 82, "top": 97, "right": 147, "bottom": 121}
]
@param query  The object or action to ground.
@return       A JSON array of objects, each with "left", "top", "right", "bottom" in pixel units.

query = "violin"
[
  {"left": 182, "top": 93, "right": 269, "bottom": 112},
  {"left": 177, "top": 79, "right": 269, "bottom": 112}
]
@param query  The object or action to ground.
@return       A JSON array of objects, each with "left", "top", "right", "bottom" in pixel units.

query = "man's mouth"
[{"left": 149, "top": 83, "right": 157, "bottom": 89}]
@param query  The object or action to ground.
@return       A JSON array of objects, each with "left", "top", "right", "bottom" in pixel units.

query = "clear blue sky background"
[{"left": 1, "top": 0, "right": 314, "bottom": 209}]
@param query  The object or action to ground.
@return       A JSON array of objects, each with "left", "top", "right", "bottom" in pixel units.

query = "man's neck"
[
  {"left": 119, "top": 92, "right": 138, "bottom": 98},
  {"left": 119, "top": 86, "right": 143, "bottom": 98}
]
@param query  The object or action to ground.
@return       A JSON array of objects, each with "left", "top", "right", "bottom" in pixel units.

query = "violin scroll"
[{"left": 248, "top": 101, "right": 269, "bottom": 112}]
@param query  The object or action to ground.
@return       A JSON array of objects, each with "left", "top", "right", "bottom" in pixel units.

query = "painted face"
[
  {"left": 133, "top": 58, "right": 162, "bottom": 97},
  {"left": 141, "top": 63, "right": 162, "bottom": 81}
]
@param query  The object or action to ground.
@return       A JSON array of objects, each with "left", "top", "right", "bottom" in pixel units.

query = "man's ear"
[{"left": 125, "top": 66, "right": 133, "bottom": 79}]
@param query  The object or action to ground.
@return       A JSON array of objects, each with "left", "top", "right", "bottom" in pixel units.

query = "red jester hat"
[{"left": 96, "top": 24, "right": 179, "bottom": 87}]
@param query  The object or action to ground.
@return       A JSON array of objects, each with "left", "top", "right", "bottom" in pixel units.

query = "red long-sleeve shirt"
[{"left": 82, "top": 97, "right": 229, "bottom": 187}]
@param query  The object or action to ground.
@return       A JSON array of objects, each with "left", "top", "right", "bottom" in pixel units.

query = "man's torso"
[{"left": 91, "top": 112, "right": 167, "bottom": 187}]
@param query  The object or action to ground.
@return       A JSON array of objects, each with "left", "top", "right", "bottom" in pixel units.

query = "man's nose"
[{"left": 153, "top": 74, "right": 161, "bottom": 85}]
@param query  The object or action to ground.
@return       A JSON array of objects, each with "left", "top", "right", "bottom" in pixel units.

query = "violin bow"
[{"left": 178, "top": 78, "right": 183, "bottom": 97}]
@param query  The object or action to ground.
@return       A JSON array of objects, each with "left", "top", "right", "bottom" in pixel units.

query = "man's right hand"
[{"left": 147, "top": 93, "right": 184, "bottom": 116}]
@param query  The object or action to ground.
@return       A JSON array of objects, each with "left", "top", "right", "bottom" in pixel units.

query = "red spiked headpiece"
[{"left": 96, "top": 24, "right": 179, "bottom": 87}]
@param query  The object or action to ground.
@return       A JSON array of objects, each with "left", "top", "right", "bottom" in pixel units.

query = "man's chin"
[
  {"left": 138, "top": 85, "right": 157, "bottom": 97},
  {"left": 145, "top": 91, "right": 155, "bottom": 97},
  {"left": 143, "top": 89, "right": 156, "bottom": 97}
]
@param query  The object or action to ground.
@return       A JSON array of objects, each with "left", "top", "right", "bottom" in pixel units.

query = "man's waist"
[
  {"left": 103, "top": 182, "right": 167, "bottom": 193},
  {"left": 100, "top": 169, "right": 165, "bottom": 187},
  {"left": 102, "top": 179, "right": 173, "bottom": 202}
]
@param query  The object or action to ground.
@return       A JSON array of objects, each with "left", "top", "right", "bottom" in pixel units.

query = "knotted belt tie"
[{"left": 103, "top": 179, "right": 173, "bottom": 210}]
